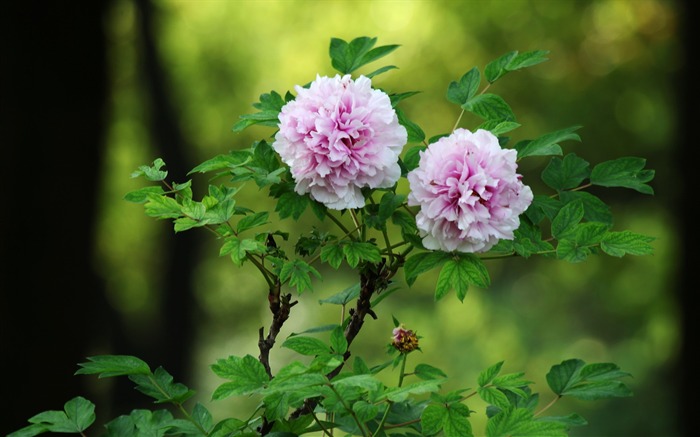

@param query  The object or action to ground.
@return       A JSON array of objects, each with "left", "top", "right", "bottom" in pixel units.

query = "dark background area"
[{"left": 1, "top": 1, "right": 695, "bottom": 436}]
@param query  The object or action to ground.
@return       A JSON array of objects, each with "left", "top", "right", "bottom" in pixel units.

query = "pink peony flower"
[
  {"left": 273, "top": 74, "right": 407, "bottom": 210},
  {"left": 407, "top": 128, "right": 533, "bottom": 253}
]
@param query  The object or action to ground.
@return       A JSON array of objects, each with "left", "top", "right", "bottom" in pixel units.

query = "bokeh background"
[{"left": 2, "top": 0, "right": 694, "bottom": 436}]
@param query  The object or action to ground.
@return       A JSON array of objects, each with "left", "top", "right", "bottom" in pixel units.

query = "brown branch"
[{"left": 290, "top": 259, "right": 389, "bottom": 420}]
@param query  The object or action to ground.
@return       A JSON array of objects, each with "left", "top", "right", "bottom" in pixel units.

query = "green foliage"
[{"left": 13, "top": 36, "right": 657, "bottom": 437}]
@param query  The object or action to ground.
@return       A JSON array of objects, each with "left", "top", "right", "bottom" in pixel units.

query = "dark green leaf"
[
  {"left": 279, "top": 259, "right": 321, "bottom": 293},
  {"left": 447, "top": 67, "right": 480, "bottom": 105},
  {"left": 129, "top": 367, "right": 195, "bottom": 404},
  {"left": 320, "top": 242, "right": 345, "bottom": 269},
  {"left": 210, "top": 355, "right": 269, "bottom": 399},
  {"left": 404, "top": 251, "right": 451, "bottom": 286},
  {"left": 515, "top": 126, "right": 581, "bottom": 159},
  {"left": 319, "top": 282, "right": 360, "bottom": 305},
  {"left": 551, "top": 200, "right": 584, "bottom": 240},
  {"left": 462, "top": 94, "right": 515, "bottom": 122},
  {"left": 75, "top": 355, "right": 150, "bottom": 377},
  {"left": 414, "top": 363, "right": 448, "bottom": 380},
  {"left": 601, "top": 231, "right": 655, "bottom": 257},
  {"left": 396, "top": 107, "right": 425, "bottom": 143},
  {"left": 590, "top": 157, "right": 655, "bottom": 194},
  {"left": 342, "top": 241, "right": 382, "bottom": 268},
  {"left": 559, "top": 191, "right": 612, "bottom": 225},
  {"left": 282, "top": 336, "right": 331, "bottom": 356},
  {"left": 541, "top": 153, "right": 590, "bottom": 191},
  {"left": 124, "top": 186, "right": 165, "bottom": 204}
]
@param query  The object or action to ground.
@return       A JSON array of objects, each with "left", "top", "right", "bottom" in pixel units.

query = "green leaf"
[
  {"left": 555, "top": 239, "right": 592, "bottom": 263},
  {"left": 320, "top": 242, "right": 345, "bottom": 269},
  {"left": 232, "top": 91, "right": 285, "bottom": 133},
  {"left": 546, "top": 359, "right": 632, "bottom": 400},
  {"left": 435, "top": 254, "right": 490, "bottom": 301},
  {"left": 541, "top": 153, "right": 590, "bottom": 191},
  {"left": 404, "top": 251, "right": 451, "bottom": 286},
  {"left": 381, "top": 379, "right": 445, "bottom": 402},
  {"left": 525, "top": 195, "right": 564, "bottom": 224},
  {"left": 481, "top": 120, "right": 521, "bottom": 136},
  {"left": 330, "top": 325, "right": 348, "bottom": 354},
  {"left": 478, "top": 386, "right": 511, "bottom": 410},
  {"left": 131, "top": 158, "right": 168, "bottom": 181},
  {"left": 462, "top": 93, "right": 515, "bottom": 122},
  {"left": 559, "top": 191, "right": 612, "bottom": 225},
  {"left": 144, "top": 194, "right": 182, "bottom": 220},
  {"left": 478, "top": 361, "right": 504, "bottom": 387},
  {"left": 279, "top": 259, "right": 321, "bottom": 293},
  {"left": 124, "top": 186, "right": 165, "bottom": 204},
  {"left": 485, "top": 50, "right": 549, "bottom": 83},
  {"left": 236, "top": 211, "right": 270, "bottom": 234},
  {"left": 329, "top": 36, "right": 399, "bottom": 74},
  {"left": 24, "top": 396, "right": 95, "bottom": 434},
  {"left": 220, "top": 237, "right": 265, "bottom": 266},
  {"left": 487, "top": 407, "right": 567, "bottom": 437},
  {"left": 447, "top": 67, "right": 480, "bottom": 105},
  {"left": 342, "top": 241, "right": 382, "bottom": 268},
  {"left": 188, "top": 151, "right": 252, "bottom": 174},
  {"left": 414, "top": 363, "right": 448, "bottom": 381},
  {"left": 396, "top": 107, "right": 426, "bottom": 143},
  {"left": 551, "top": 200, "right": 584, "bottom": 240},
  {"left": 590, "top": 157, "right": 655, "bottom": 194},
  {"left": 353, "top": 400, "right": 379, "bottom": 424},
  {"left": 282, "top": 336, "right": 331, "bottom": 356},
  {"left": 514, "top": 126, "right": 581, "bottom": 159},
  {"left": 402, "top": 145, "right": 427, "bottom": 173},
  {"left": 275, "top": 191, "right": 310, "bottom": 220},
  {"left": 75, "top": 355, "right": 151, "bottom": 377},
  {"left": 421, "top": 404, "right": 448, "bottom": 436},
  {"left": 319, "top": 282, "right": 360, "bottom": 305},
  {"left": 129, "top": 367, "right": 195, "bottom": 404},
  {"left": 211, "top": 355, "right": 270, "bottom": 399},
  {"left": 601, "top": 231, "right": 655, "bottom": 256},
  {"left": 421, "top": 402, "right": 473, "bottom": 437}
]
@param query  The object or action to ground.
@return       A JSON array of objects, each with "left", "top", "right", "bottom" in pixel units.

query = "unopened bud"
[{"left": 391, "top": 324, "right": 419, "bottom": 353}]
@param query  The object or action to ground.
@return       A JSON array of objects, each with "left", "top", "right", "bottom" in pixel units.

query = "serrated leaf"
[
  {"left": 279, "top": 259, "right": 321, "bottom": 293},
  {"left": 590, "top": 157, "right": 655, "bottom": 194},
  {"left": 144, "top": 194, "right": 182, "bottom": 220},
  {"left": 220, "top": 237, "right": 264, "bottom": 266},
  {"left": 75, "top": 355, "right": 151, "bottom": 377},
  {"left": 275, "top": 191, "right": 309, "bottom": 220},
  {"left": 131, "top": 158, "right": 168, "bottom": 181},
  {"left": 210, "top": 355, "right": 269, "bottom": 399},
  {"left": 26, "top": 396, "right": 96, "bottom": 434},
  {"left": 601, "top": 231, "right": 655, "bottom": 256},
  {"left": 478, "top": 387, "right": 511, "bottom": 410},
  {"left": 487, "top": 407, "right": 567, "bottom": 437},
  {"left": 434, "top": 254, "right": 490, "bottom": 301},
  {"left": 342, "top": 241, "right": 382, "bottom": 268},
  {"left": 555, "top": 239, "right": 592, "bottom": 263},
  {"left": 320, "top": 243, "right": 345, "bottom": 269},
  {"left": 515, "top": 126, "right": 581, "bottom": 159}
]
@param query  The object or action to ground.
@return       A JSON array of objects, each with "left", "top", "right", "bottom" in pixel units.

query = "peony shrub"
[{"left": 10, "top": 36, "right": 656, "bottom": 437}]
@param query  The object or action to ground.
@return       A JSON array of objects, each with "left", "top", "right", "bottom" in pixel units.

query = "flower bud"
[{"left": 391, "top": 324, "right": 419, "bottom": 353}]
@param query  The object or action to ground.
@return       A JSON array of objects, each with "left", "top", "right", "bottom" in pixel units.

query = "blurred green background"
[{"left": 1, "top": 0, "right": 687, "bottom": 436}]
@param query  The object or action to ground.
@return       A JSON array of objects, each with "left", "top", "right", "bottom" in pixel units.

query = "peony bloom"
[
  {"left": 273, "top": 74, "right": 407, "bottom": 210},
  {"left": 407, "top": 128, "right": 533, "bottom": 253}
]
